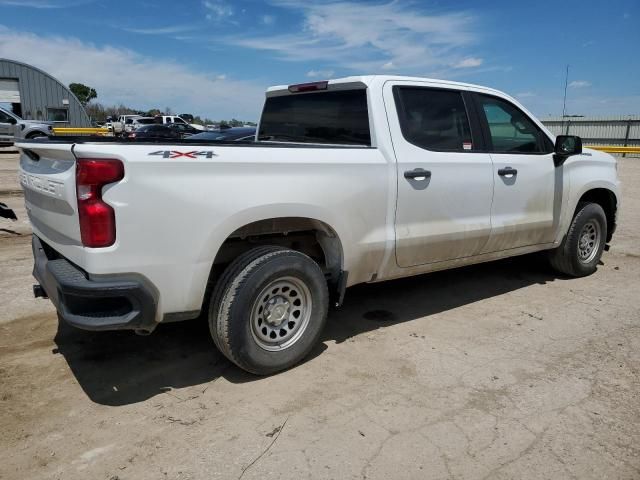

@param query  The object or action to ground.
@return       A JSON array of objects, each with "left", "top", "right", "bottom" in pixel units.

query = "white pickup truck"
[{"left": 17, "top": 75, "right": 620, "bottom": 374}]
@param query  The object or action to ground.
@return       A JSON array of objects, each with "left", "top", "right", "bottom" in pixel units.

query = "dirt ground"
[{"left": 1, "top": 151, "right": 639, "bottom": 480}]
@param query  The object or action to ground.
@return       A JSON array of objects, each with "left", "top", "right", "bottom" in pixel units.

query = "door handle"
[
  {"left": 498, "top": 167, "right": 517, "bottom": 176},
  {"left": 404, "top": 169, "right": 431, "bottom": 180}
]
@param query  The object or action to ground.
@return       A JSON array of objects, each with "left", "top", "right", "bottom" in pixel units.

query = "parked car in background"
[
  {"left": 126, "top": 124, "right": 180, "bottom": 139},
  {"left": 118, "top": 115, "right": 143, "bottom": 133},
  {"left": 154, "top": 114, "right": 204, "bottom": 132},
  {"left": 0, "top": 106, "right": 53, "bottom": 142},
  {"left": 130, "top": 117, "right": 156, "bottom": 130},
  {"left": 167, "top": 123, "right": 202, "bottom": 138},
  {"left": 186, "top": 127, "right": 256, "bottom": 141},
  {"left": 154, "top": 115, "right": 188, "bottom": 125}
]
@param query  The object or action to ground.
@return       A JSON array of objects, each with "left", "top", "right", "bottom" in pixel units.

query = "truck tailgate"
[{"left": 18, "top": 143, "right": 82, "bottom": 246}]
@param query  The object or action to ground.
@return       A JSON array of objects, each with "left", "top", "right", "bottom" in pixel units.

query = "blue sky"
[{"left": 0, "top": 0, "right": 638, "bottom": 120}]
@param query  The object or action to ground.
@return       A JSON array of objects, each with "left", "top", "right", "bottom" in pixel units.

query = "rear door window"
[
  {"left": 393, "top": 87, "right": 473, "bottom": 152},
  {"left": 259, "top": 89, "right": 371, "bottom": 146}
]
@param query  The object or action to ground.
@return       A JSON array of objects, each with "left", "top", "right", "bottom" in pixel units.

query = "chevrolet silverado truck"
[{"left": 17, "top": 76, "right": 621, "bottom": 374}]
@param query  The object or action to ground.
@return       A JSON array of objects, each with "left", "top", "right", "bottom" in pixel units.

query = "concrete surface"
[{"left": 1, "top": 153, "right": 639, "bottom": 480}]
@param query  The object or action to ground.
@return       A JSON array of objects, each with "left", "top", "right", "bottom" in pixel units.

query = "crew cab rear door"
[
  {"left": 471, "top": 93, "right": 558, "bottom": 253},
  {"left": 385, "top": 82, "right": 494, "bottom": 267}
]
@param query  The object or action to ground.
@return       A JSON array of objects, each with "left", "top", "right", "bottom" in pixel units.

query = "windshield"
[
  {"left": 0, "top": 106, "right": 20, "bottom": 121},
  {"left": 258, "top": 89, "right": 371, "bottom": 146}
]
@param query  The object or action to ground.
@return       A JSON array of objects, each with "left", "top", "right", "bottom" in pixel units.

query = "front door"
[
  {"left": 473, "top": 94, "right": 559, "bottom": 253},
  {"left": 0, "top": 109, "right": 15, "bottom": 142},
  {"left": 386, "top": 83, "right": 494, "bottom": 267}
]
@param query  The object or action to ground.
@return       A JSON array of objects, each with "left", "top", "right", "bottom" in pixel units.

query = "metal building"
[
  {"left": 0, "top": 58, "right": 90, "bottom": 127},
  {"left": 541, "top": 116, "right": 640, "bottom": 148}
]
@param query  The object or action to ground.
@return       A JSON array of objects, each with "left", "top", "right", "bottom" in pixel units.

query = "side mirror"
[
  {"left": 7, "top": 117, "right": 17, "bottom": 125},
  {"left": 554, "top": 135, "right": 582, "bottom": 166}
]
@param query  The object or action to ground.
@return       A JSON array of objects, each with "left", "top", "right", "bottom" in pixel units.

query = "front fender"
[{"left": 557, "top": 150, "right": 621, "bottom": 242}]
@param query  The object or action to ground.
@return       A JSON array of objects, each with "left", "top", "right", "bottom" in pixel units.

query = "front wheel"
[
  {"left": 26, "top": 131, "right": 48, "bottom": 139},
  {"left": 209, "top": 246, "right": 329, "bottom": 375},
  {"left": 548, "top": 202, "right": 607, "bottom": 277}
]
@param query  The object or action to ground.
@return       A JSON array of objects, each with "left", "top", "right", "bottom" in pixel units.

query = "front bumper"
[{"left": 32, "top": 235, "right": 158, "bottom": 332}]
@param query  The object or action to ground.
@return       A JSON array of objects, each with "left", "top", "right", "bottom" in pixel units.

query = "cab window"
[
  {"left": 477, "top": 95, "right": 551, "bottom": 154},
  {"left": 393, "top": 86, "right": 473, "bottom": 152}
]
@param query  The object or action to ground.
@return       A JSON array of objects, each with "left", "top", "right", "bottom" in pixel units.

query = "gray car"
[{"left": 0, "top": 106, "right": 53, "bottom": 143}]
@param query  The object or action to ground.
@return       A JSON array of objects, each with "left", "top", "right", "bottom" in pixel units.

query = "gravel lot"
[{"left": 1, "top": 151, "right": 639, "bottom": 480}]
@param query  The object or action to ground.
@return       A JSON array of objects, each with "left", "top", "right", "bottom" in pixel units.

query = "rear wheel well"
[
  {"left": 577, "top": 188, "right": 617, "bottom": 242},
  {"left": 203, "top": 217, "right": 344, "bottom": 312}
]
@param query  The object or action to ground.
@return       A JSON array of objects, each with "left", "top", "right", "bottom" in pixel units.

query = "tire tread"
[
  {"left": 209, "top": 246, "right": 283, "bottom": 356},
  {"left": 549, "top": 202, "right": 606, "bottom": 277}
]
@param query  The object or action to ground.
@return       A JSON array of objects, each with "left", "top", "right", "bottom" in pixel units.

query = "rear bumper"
[{"left": 32, "top": 235, "right": 158, "bottom": 332}]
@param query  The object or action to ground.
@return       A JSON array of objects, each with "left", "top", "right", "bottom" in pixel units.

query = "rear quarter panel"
[{"left": 71, "top": 143, "right": 392, "bottom": 318}]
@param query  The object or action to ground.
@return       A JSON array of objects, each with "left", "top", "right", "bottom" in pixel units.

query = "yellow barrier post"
[
  {"left": 52, "top": 127, "right": 111, "bottom": 136},
  {"left": 585, "top": 145, "right": 640, "bottom": 154}
]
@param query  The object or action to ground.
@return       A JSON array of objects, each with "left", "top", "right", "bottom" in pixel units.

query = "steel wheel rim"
[
  {"left": 577, "top": 220, "right": 601, "bottom": 264},
  {"left": 250, "top": 276, "right": 312, "bottom": 351}
]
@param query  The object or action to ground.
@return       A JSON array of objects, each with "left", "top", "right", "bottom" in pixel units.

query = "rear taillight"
[{"left": 76, "top": 159, "right": 124, "bottom": 247}]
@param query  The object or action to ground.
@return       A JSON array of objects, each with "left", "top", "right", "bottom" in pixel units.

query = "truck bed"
[{"left": 18, "top": 137, "right": 373, "bottom": 149}]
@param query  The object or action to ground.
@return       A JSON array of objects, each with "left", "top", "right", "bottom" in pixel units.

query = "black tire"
[
  {"left": 209, "top": 247, "right": 329, "bottom": 375},
  {"left": 26, "top": 131, "right": 47, "bottom": 139},
  {"left": 548, "top": 202, "right": 607, "bottom": 277}
]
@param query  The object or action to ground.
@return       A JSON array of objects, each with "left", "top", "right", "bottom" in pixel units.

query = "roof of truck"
[{"left": 266, "top": 75, "right": 507, "bottom": 97}]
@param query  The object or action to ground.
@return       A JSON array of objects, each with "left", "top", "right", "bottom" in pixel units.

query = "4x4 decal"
[{"left": 149, "top": 150, "right": 217, "bottom": 159}]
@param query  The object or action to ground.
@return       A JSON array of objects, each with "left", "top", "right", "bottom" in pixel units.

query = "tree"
[{"left": 69, "top": 83, "right": 97, "bottom": 106}]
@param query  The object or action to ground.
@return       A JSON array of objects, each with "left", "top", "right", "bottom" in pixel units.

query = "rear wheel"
[
  {"left": 549, "top": 202, "right": 607, "bottom": 277},
  {"left": 209, "top": 246, "right": 329, "bottom": 375}
]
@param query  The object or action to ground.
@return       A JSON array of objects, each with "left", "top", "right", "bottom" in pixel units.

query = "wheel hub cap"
[
  {"left": 577, "top": 220, "right": 600, "bottom": 263},
  {"left": 264, "top": 297, "right": 290, "bottom": 326},
  {"left": 250, "top": 276, "right": 312, "bottom": 351}
]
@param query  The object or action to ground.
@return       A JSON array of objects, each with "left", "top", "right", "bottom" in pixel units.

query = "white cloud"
[
  {"left": 203, "top": 0, "right": 233, "bottom": 22},
  {"left": 453, "top": 57, "right": 483, "bottom": 68},
  {"left": 0, "top": 26, "right": 265, "bottom": 120},
  {"left": 569, "top": 80, "right": 591, "bottom": 88},
  {"left": 261, "top": 14, "right": 276, "bottom": 25},
  {"left": 306, "top": 69, "right": 334, "bottom": 78},
  {"left": 120, "top": 24, "right": 198, "bottom": 35},
  {"left": 0, "top": 0, "right": 91, "bottom": 7},
  {"left": 227, "top": 1, "right": 480, "bottom": 74}
]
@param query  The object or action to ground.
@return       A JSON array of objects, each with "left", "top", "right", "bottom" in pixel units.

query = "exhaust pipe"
[{"left": 33, "top": 284, "right": 48, "bottom": 299}]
